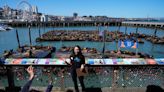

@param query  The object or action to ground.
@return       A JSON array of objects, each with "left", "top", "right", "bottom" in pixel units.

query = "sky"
[{"left": 0, "top": 0, "right": 164, "bottom": 18}]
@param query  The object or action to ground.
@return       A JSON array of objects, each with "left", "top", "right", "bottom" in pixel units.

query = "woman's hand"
[
  {"left": 26, "top": 65, "right": 34, "bottom": 80},
  {"left": 80, "top": 64, "right": 85, "bottom": 71},
  {"left": 64, "top": 59, "right": 72, "bottom": 65}
]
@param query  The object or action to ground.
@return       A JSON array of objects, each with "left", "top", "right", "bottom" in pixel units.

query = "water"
[{"left": 0, "top": 26, "right": 164, "bottom": 58}]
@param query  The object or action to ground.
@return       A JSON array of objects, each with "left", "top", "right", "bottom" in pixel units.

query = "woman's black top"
[{"left": 69, "top": 54, "right": 85, "bottom": 69}]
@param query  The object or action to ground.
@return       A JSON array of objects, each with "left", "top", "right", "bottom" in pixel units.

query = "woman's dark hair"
[
  {"left": 0, "top": 89, "right": 5, "bottom": 92},
  {"left": 146, "top": 85, "right": 164, "bottom": 92},
  {"left": 71, "top": 45, "right": 83, "bottom": 56}
]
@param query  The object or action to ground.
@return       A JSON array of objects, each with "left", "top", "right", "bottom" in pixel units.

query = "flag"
[
  {"left": 99, "top": 30, "right": 104, "bottom": 36},
  {"left": 119, "top": 40, "right": 138, "bottom": 49}
]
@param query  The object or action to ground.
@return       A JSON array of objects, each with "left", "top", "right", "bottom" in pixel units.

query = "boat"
[
  {"left": 0, "top": 26, "right": 6, "bottom": 31},
  {"left": 0, "top": 24, "right": 13, "bottom": 31}
]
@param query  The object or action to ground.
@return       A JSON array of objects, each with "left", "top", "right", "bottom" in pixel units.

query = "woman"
[{"left": 65, "top": 45, "right": 86, "bottom": 92}]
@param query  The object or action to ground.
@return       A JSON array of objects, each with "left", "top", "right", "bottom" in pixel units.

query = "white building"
[
  {"left": 40, "top": 14, "right": 48, "bottom": 22},
  {"left": 74, "top": 16, "right": 92, "bottom": 21}
]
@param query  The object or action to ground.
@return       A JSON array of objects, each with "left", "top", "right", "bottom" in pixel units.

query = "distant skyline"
[{"left": 0, "top": 0, "right": 164, "bottom": 18}]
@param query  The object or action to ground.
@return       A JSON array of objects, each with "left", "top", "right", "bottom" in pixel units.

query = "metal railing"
[{"left": 0, "top": 65, "right": 163, "bottom": 89}]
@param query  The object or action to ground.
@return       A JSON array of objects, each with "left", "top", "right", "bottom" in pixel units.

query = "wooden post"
[
  {"left": 15, "top": 27, "right": 20, "bottom": 48},
  {"left": 28, "top": 24, "right": 32, "bottom": 57},
  {"left": 38, "top": 24, "right": 41, "bottom": 38},
  {"left": 125, "top": 26, "right": 127, "bottom": 35}
]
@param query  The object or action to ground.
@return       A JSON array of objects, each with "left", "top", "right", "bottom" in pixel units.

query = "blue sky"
[{"left": 0, "top": 0, "right": 164, "bottom": 18}]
